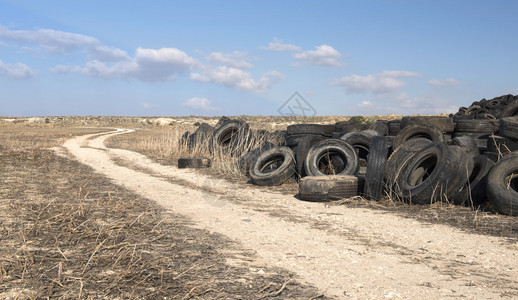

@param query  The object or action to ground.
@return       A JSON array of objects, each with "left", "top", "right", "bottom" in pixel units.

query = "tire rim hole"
[
  {"left": 408, "top": 133, "right": 433, "bottom": 141},
  {"left": 316, "top": 150, "right": 347, "bottom": 175},
  {"left": 260, "top": 155, "right": 284, "bottom": 173},
  {"left": 407, "top": 155, "right": 438, "bottom": 187},
  {"left": 505, "top": 173, "right": 518, "bottom": 192},
  {"left": 219, "top": 129, "right": 238, "bottom": 146}
]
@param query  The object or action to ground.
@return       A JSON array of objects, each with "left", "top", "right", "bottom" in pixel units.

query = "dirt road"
[{"left": 60, "top": 129, "right": 518, "bottom": 299}]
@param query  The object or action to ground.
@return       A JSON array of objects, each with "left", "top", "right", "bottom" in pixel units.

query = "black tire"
[
  {"left": 395, "top": 143, "right": 473, "bottom": 204},
  {"left": 250, "top": 146, "right": 296, "bottom": 186},
  {"left": 450, "top": 136, "right": 480, "bottom": 158},
  {"left": 286, "top": 133, "right": 324, "bottom": 148},
  {"left": 370, "top": 121, "right": 388, "bottom": 136},
  {"left": 304, "top": 139, "right": 359, "bottom": 176},
  {"left": 363, "top": 136, "right": 388, "bottom": 201},
  {"left": 486, "top": 134, "right": 518, "bottom": 155},
  {"left": 486, "top": 153, "right": 518, "bottom": 216},
  {"left": 340, "top": 131, "right": 375, "bottom": 172},
  {"left": 178, "top": 157, "right": 212, "bottom": 169},
  {"left": 237, "top": 142, "right": 275, "bottom": 174},
  {"left": 455, "top": 119, "right": 499, "bottom": 133},
  {"left": 393, "top": 123, "right": 444, "bottom": 150},
  {"left": 465, "top": 155, "right": 495, "bottom": 208},
  {"left": 180, "top": 131, "right": 190, "bottom": 147},
  {"left": 287, "top": 124, "right": 334, "bottom": 136},
  {"left": 387, "top": 120, "right": 402, "bottom": 136},
  {"left": 210, "top": 119, "right": 251, "bottom": 155},
  {"left": 334, "top": 121, "right": 370, "bottom": 135},
  {"left": 294, "top": 135, "right": 326, "bottom": 177},
  {"left": 400, "top": 116, "right": 455, "bottom": 133},
  {"left": 501, "top": 99, "right": 518, "bottom": 118},
  {"left": 499, "top": 117, "right": 518, "bottom": 140},
  {"left": 384, "top": 138, "right": 433, "bottom": 197},
  {"left": 298, "top": 175, "right": 358, "bottom": 201},
  {"left": 188, "top": 123, "right": 213, "bottom": 150}
]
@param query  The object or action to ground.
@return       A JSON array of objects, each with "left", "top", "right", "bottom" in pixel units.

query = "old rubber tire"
[
  {"left": 178, "top": 157, "right": 212, "bottom": 169},
  {"left": 295, "top": 135, "right": 326, "bottom": 177},
  {"left": 210, "top": 119, "right": 250, "bottom": 155},
  {"left": 455, "top": 119, "right": 499, "bottom": 133},
  {"left": 393, "top": 123, "right": 444, "bottom": 149},
  {"left": 304, "top": 139, "right": 359, "bottom": 176},
  {"left": 250, "top": 146, "right": 296, "bottom": 186},
  {"left": 299, "top": 175, "right": 358, "bottom": 201},
  {"left": 395, "top": 143, "right": 473, "bottom": 204},
  {"left": 384, "top": 138, "right": 433, "bottom": 196},
  {"left": 400, "top": 116, "right": 455, "bottom": 133},
  {"left": 465, "top": 155, "right": 495, "bottom": 208},
  {"left": 499, "top": 117, "right": 518, "bottom": 140},
  {"left": 486, "top": 153, "right": 518, "bottom": 216},
  {"left": 486, "top": 134, "right": 518, "bottom": 155},
  {"left": 188, "top": 123, "right": 213, "bottom": 151},
  {"left": 501, "top": 100, "right": 518, "bottom": 118},
  {"left": 450, "top": 136, "right": 480, "bottom": 158},
  {"left": 237, "top": 142, "right": 275, "bottom": 174},
  {"left": 363, "top": 136, "right": 388, "bottom": 201},
  {"left": 287, "top": 124, "right": 334, "bottom": 136}
]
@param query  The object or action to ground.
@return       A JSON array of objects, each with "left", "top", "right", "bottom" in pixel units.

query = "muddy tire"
[
  {"left": 178, "top": 157, "right": 212, "bottom": 169},
  {"left": 486, "top": 153, "right": 518, "bottom": 216},
  {"left": 363, "top": 136, "right": 388, "bottom": 201},
  {"left": 299, "top": 175, "right": 358, "bottom": 201},
  {"left": 395, "top": 143, "right": 473, "bottom": 204},
  {"left": 250, "top": 146, "right": 296, "bottom": 186},
  {"left": 304, "top": 139, "right": 359, "bottom": 176},
  {"left": 393, "top": 123, "right": 444, "bottom": 149}
]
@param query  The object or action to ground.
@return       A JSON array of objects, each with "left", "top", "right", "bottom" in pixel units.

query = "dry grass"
[{"left": 0, "top": 123, "right": 324, "bottom": 299}]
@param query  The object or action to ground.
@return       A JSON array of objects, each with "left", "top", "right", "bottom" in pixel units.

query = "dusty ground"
[{"left": 1, "top": 118, "right": 517, "bottom": 299}]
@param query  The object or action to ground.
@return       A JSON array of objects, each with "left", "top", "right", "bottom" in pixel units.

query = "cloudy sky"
[{"left": 1, "top": 1, "right": 517, "bottom": 116}]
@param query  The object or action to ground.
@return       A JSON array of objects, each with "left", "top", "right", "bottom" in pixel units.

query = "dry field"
[
  {"left": 1, "top": 116, "right": 517, "bottom": 299},
  {"left": 0, "top": 121, "right": 323, "bottom": 299}
]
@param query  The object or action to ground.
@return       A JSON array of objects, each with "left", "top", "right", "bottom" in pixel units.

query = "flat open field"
[{"left": 1, "top": 116, "right": 517, "bottom": 299}]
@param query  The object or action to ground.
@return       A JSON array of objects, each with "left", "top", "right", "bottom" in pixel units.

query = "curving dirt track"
[{"left": 60, "top": 129, "right": 518, "bottom": 299}]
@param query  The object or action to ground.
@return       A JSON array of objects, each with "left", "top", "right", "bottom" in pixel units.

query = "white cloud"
[
  {"left": 190, "top": 66, "right": 283, "bottom": 93},
  {"left": 394, "top": 93, "right": 458, "bottom": 115},
  {"left": 205, "top": 51, "right": 252, "bottom": 69},
  {"left": 140, "top": 102, "right": 158, "bottom": 109},
  {"left": 88, "top": 45, "right": 130, "bottom": 61},
  {"left": 0, "top": 60, "right": 35, "bottom": 79},
  {"left": 52, "top": 47, "right": 198, "bottom": 82},
  {"left": 331, "top": 70, "right": 421, "bottom": 94},
  {"left": 293, "top": 44, "right": 343, "bottom": 66},
  {"left": 0, "top": 25, "right": 128, "bottom": 62},
  {"left": 429, "top": 78, "right": 460, "bottom": 87},
  {"left": 133, "top": 47, "right": 198, "bottom": 81},
  {"left": 263, "top": 38, "right": 301, "bottom": 52},
  {"left": 182, "top": 97, "right": 220, "bottom": 112}
]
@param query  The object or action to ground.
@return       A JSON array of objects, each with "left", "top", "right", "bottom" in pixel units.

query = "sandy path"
[{"left": 61, "top": 129, "right": 518, "bottom": 299}]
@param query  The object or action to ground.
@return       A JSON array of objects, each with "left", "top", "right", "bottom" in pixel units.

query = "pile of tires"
[
  {"left": 177, "top": 96, "right": 518, "bottom": 217},
  {"left": 178, "top": 117, "right": 288, "bottom": 170}
]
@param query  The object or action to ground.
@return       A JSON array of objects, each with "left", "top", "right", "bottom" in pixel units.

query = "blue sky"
[{"left": 1, "top": 0, "right": 518, "bottom": 117}]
